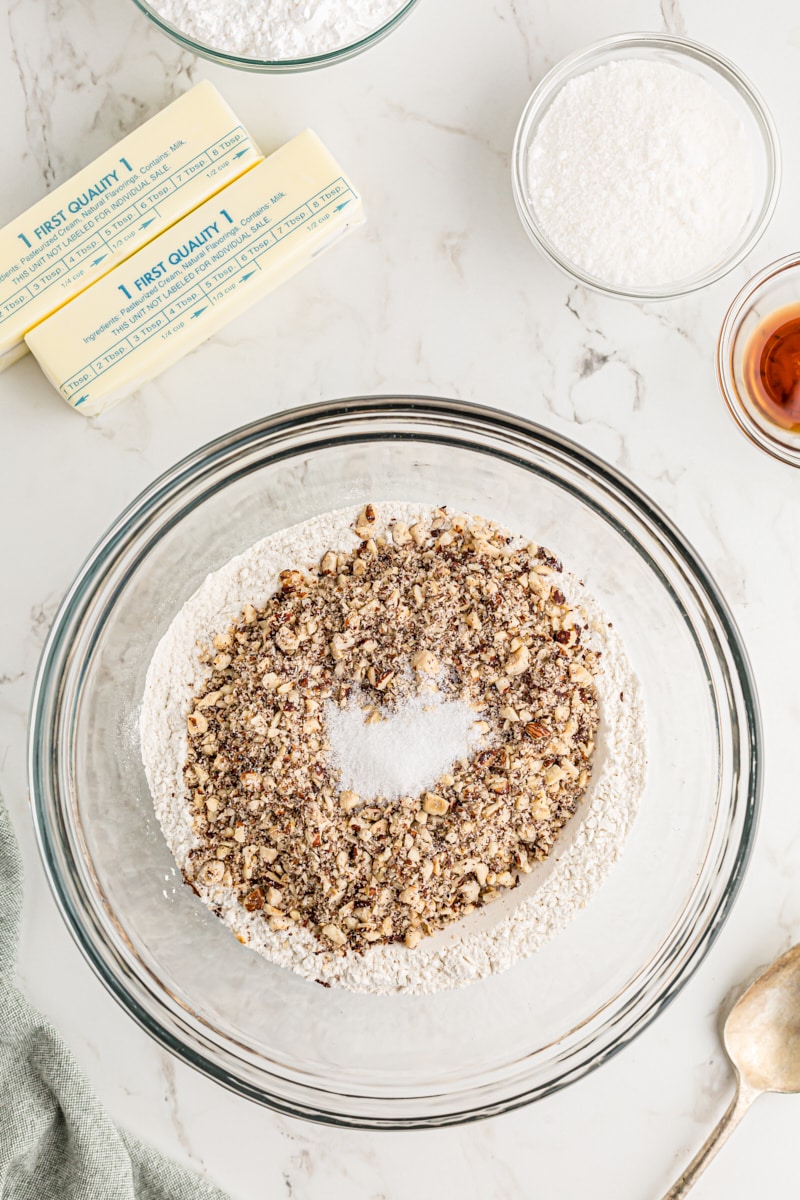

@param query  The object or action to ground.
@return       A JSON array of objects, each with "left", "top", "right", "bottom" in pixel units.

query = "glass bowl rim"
[
  {"left": 128, "top": 0, "right": 421, "bottom": 71},
  {"left": 717, "top": 251, "right": 800, "bottom": 468},
  {"left": 28, "top": 396, "right": 762, "bottom": 1127},
  {"left": 511, "top": 31, "right": 782, "bottom": 302}
]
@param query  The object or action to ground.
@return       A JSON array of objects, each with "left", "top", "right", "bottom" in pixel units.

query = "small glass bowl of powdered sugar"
[
  {"left": 512, "top": 33, "right": 780, "bottom": 301},
  {"left": 130, "top": 0, "right": 421, "bottom": 71}
]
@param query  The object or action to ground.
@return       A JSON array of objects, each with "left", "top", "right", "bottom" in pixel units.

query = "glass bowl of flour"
[
  {"left": 512, "top": 33, "right": 780, "bottom": 301},
  {"left": 29, "top": 397, "right": 760, "bottom": 1126},
  {"left": 130, "top": 0, "right": 421, "bottom": 70}
]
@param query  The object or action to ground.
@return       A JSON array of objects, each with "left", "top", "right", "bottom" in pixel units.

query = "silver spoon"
[{"left": 663, "top": 943, "right": 800, "bottom": 1198}]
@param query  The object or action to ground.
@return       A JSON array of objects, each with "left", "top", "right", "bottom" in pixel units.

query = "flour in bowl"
[
  {"left": 140, "top": 503, "right": 647, "bottom": 993},
  {"left": 147, "top": 0, "right": 409, "bottom": 60}
]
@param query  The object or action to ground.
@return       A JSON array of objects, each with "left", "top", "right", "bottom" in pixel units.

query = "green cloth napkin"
[{"left": 0, "top": 793, "right": 229, "bottom": 1200}]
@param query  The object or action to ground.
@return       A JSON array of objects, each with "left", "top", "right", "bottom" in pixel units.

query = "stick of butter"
[
  {"left": 26, "top": 131, "right": 363, "bottom": 418},
  {"left": 0, "top": 81, "right": 262, "bottom": 372}
]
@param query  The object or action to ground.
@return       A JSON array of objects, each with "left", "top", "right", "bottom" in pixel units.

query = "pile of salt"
[{"left": 325, "top": 692, "right": 484, "bottom": 802}]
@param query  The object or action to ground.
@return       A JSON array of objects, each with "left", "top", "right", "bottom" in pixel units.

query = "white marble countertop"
[{"left": 2, "top": 0, "right": 799, "bottom": 1195}]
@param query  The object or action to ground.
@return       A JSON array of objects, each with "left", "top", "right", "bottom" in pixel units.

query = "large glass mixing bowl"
[{"left": 29, "top": 398, "right": 760, "bottom": 1127}]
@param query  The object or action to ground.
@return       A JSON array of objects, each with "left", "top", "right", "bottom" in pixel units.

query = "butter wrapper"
[
  {"left": 27, "top": 131, "right": 363, "bottom": 418},
  {"left": 1, "top": 81, "right": 261, "bottom": 371}
]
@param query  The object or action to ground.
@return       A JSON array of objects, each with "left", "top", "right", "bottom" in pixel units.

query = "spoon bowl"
[
  {"left": 664, "top": 942, "right": 800, "bottom": 1198},
  {"left": 724, "top": 943, "right": 800, "bottom": 1094}
]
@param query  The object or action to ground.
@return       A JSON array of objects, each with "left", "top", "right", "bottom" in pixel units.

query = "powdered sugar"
[
  {"left": 147, "top": 0, "right": 407, "bottom": 60},
  {"left": 140, "top": 503, "right": 647, "bottom": 993},
  {"left": 526, "top": 58, "right": 753, "bottom": 288}
]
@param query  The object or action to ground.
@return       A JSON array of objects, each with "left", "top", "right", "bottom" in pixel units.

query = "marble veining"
[{"left": 660, "top": 0, "right": 688, "bottom": 36}]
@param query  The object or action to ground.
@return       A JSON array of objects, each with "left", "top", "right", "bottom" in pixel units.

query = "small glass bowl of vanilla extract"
[{"left": 718, "top": 254, "right": 800, "bottom": 466}]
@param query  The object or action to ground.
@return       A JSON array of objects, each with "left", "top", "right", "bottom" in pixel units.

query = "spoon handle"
[{"left": 661, "top": 1081, "right": 760, "bottom": 1199}]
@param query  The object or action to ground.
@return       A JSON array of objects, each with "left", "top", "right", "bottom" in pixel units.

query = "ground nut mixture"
[{"left": 141, "top": 503, "right": 647, "bottom": 993}]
